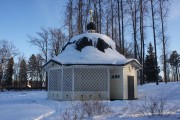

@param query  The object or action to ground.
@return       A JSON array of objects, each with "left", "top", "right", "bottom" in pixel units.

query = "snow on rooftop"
[
  {"left": 53, "top": 46, "right": 127, "bottom": 64},
  {"left": 51, "top": 32, "right": 133, "bottom": 65},
  {"left": 70, "top": 32, "right": 116, "bottom": 50}
]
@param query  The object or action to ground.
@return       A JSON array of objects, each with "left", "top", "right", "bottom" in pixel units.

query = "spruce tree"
[
  {"left": 144, "top": 43, "right": 159, "bottom": 83},
  {"left": 36, "top": 54, "right": 44, "bottom": 89},
  {"left": 169, "top": 51, "right": 179, "bottom": 81},
  {"left": 28, "top": 54, "right": 37, "bottom": 81},
  {"left": 19, "top": 59, "right": 27, "bottom": 88},
  {"left": 5, "top": 57, "right": 14, "bottom": 87}
]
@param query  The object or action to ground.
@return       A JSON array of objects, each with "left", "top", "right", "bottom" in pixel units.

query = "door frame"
[{"left": 127, "top": 76, "right": 134, "bottom": 100}]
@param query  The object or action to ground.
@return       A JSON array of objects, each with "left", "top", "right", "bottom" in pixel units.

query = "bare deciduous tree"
[
  {"left": 150, "top": 0, "right": 158, "bottom": 85},
  {"left": 0, "top": 40, "right": 18, "bottom": 91},
  {"left": 28, "top": 28, "right": 49, "bottom": 62},
  {"left": 159, "top": 0, "right": 169, "bottom": 83},
  {"left": 49, "top": 28, "right": 67, "bottom": 57}
]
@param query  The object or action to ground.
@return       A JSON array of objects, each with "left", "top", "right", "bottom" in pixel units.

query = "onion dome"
[
  {"left": 87, "top": 22, "right": 96, "bottom": 32},
  {"left": 87, "top": 10, "right": 96, "bottom": 33}
]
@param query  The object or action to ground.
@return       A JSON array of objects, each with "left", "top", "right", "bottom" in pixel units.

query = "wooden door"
[{"left": 128, "top": 76, "right": 134, "bottom": 100}]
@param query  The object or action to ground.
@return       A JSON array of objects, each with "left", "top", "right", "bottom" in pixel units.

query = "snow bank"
[
  {"left": 1, "top": 82, "right": 180, "bottom": 120},
  {"left": 0, "top": 91, "right": 54, "bottom": 120}
]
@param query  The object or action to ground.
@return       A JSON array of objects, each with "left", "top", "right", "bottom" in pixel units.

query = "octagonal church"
[{"left": 43, "top": 11, "right": 142, "bottom": 101}]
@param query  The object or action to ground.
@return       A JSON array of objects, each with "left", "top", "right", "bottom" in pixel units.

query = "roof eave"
[
  {"left": 42, "top": 59, "right": 62, "bottom": 70},
  {"left": 43, "top": 59, "right": 142, "bottom": 70},
  {"left": 126, "top": 59, "right": 143, "bottom": 70}
]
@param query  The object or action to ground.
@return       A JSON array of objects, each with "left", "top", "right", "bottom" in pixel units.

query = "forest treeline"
[
  {"left": 30, "top": 0, "right": 171, "bottom": 84},
  {"left": 63, "top": 0, "right": 171, "bottom": 85},
  {"left": 0, "top": 0, "right": 179, "bottom": 91}
]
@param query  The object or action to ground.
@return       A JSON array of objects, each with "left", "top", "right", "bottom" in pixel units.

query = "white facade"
[
  {"left": 110, "top": 64, "right": 138, "bottom": 100},
  {"left": 45, "top": 61, "right": 141, "bottom": 101},
  {"left": 43, "top": 32, "right": 142, "bottom": 101},
  {"left": 47, "top": 66, "right": 110, "bottom": 100}
]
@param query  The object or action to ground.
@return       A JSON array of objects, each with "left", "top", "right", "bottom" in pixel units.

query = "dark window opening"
[{"left": 111, "top": 74, "right": 120, "bottom": 79}]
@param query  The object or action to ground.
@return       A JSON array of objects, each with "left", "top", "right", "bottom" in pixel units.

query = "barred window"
[
  {"left": 49, "top": 69, "right": 62, "bottom": 91},
  {"left": 63, "top": 68, "right": 73, "bottom": 91},
  {"left": 74, "top": 68, "right": 108, "bottom": 91}
]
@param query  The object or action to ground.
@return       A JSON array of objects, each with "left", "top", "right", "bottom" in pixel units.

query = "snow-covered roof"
[
  {"left": 43, "top": 33, "right": 141, "bottom": 67},
  {"left": 70, "top": 33, "right": 116, "bottom": 50}
]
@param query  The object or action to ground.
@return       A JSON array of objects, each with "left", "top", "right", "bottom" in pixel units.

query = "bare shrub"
[
  {"left": 81, "top": 100, "right": 111, "bottom": 117},
  {"left": 60, "top": 100, "right": 111, "bottom": 120},
  {"left": 60, "top": 107, "right": 85, "bottom": 120},
  {"left": 61, "top": 110, "right": 71, "bottom": 120},
  {"left": 135, "top": 95, "right": 179, "bottom": 117}
]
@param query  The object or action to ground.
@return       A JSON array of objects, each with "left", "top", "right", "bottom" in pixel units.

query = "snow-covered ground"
[{"left": 0, "top": 82, "right": 180, "bottom": 120}]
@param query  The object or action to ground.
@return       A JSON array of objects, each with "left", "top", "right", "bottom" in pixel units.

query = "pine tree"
[
  {"left": 5, "top": 57, "right": 14, "bottom": 87},
  {"left": 144, "top": 43, "right": 159, "bottom": 83},
  {"left": 19, "top": 59, "right": 27, "bottom": 88},
  {"left": 169, "top": 51, "right": 179, "bottom": 81},
  {"left": 28, "top": 54, "right": 37, "bottom": 81}
]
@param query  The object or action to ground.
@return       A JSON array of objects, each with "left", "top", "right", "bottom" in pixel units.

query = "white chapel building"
[{"left": 43, "top": 11, "right": 142, "bottom": 101}]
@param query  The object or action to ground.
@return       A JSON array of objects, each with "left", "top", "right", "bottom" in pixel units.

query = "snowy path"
[
  {"left": 0, "top": 91, "right": 54, "bottom": 120},
  {"left": 0, "top": 82, "right": 180, "bottom": 120},
  {"left": 0, "top": 91, "right": 80, "bottom": 120}
]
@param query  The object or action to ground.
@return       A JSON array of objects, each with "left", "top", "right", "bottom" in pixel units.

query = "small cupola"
[{"left": 87, "top": 10, "right": 96, "bottom": 33}]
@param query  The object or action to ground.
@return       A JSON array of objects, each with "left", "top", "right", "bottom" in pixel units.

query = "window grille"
[
  {"left": 49, "top": 69, "right": 62, "bottom": 91},
  {"left": 63, "top": 68, "right": 73, "bottom": 91},
  {"left": 49, "top": 67, "right": 108, "bottom": 92},
  {"left": 74, "top": 68, "right": 108, "bottom": 91}
]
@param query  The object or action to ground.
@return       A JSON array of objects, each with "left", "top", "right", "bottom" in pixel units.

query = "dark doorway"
[{"left": 128, "top": 76, "right": 134, "bottom": 100}]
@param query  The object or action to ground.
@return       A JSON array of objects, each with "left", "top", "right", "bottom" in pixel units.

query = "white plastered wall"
[
  {"left": 110, "top": 66, "right": 124, "bottom": 99},
  {"left": 122, "top": 64, "right": 138, "bottom": 99},
  {"left": 110, "top": 64, "right": 138, "bottom": 100}
]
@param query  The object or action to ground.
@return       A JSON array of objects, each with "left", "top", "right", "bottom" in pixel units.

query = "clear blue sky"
[
  {"left": 0, "top": 0, "right": 179, "bottom": 60},
  {"left": 167, "top": 0, "right": 180, "bottom": 54},
  {"left": 0, "top": 0, "right": 66, "bottom": 59}
]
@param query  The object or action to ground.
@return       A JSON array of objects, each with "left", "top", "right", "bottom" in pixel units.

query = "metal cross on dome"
[{"left": 90, "top": 9, "right": 93, "bottom": 22}]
